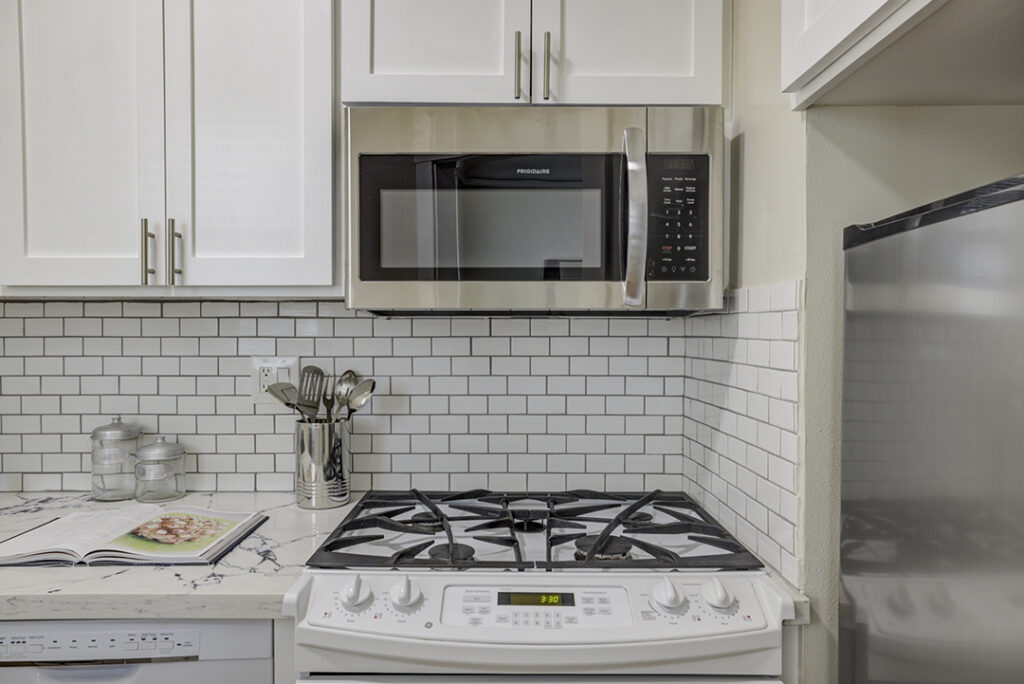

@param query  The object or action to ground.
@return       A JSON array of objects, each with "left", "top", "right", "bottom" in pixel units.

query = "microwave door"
[{"left": 359, "top": 149, "right": 631, "bottom": 310}]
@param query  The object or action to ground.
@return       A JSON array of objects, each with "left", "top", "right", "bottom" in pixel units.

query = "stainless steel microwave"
[{"left": 345, "top": 106, "right": 724, "bottom": 315}]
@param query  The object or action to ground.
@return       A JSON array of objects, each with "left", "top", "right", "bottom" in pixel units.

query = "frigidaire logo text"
[{"left": 516, "top": 168, "right": 551, "bottom": 175}]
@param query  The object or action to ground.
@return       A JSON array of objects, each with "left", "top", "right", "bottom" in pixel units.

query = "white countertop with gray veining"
[{"left": 0, "top": 492, "right": 357, "bottom": 620}]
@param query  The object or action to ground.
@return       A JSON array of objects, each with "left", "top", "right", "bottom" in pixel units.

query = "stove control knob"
[
  {"left": 701, "top": 577, "right": 735, "bottom": 611},
  {"left": 341, "top": 574, "right": 373, "bottom": 610},
  {"left": 651, "top": 577, "right": 687, "bottom": 613},
  {"left": 389, "top": 575, "right": 423, "bottom": 611}
]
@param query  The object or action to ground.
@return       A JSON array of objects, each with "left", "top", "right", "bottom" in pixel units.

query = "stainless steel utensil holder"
[{"left": 295, "top": 418, "right": 351, "bottom": 509}]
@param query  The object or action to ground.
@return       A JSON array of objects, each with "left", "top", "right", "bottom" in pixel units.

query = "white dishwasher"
[{"left": 0, "top": 618, "right": 271, "bottom": 683}]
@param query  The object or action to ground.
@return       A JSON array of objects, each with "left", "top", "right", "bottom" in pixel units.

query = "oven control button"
[
  {"left": 388, "top": 575, "right": 423, "bottom": 611},
  {"left": 701, "top": 577, "right": 735, "bottom": 612},
  {"left": 341, "top": 574, "right": 373, "bottom": 610},
  {"left": 651, "top": 577, "right": 688, "bottom": 614}
]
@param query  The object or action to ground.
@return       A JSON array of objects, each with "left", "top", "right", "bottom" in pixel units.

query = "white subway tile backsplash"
[
  {"left": 2, "top": 283, "right": 800, "bottom": 582},
  {"left": 679, "top": 285, "right": 801, "bottom": 584}
]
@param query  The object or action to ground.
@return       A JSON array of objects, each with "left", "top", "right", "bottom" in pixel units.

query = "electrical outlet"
[
  {"left": 258, "top": 366, "right": 275, "bottom": 393},
  {"left": 250, "top": 356, "right": 300, "bottom": 404}
]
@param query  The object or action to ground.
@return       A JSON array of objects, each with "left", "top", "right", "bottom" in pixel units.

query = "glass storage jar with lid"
[
  {"left": 90, "top": 416, "right": 142, "bottom": 501},
  {"left": 135, "top": 436, "right": 186, "bottom": 502}
]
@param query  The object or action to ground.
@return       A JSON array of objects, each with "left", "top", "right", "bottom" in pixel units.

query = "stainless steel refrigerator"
[{"left": 840, "top": 173, "right": 1024, "bottom": 684}]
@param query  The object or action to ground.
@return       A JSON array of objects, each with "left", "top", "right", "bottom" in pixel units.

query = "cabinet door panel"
[
  {"left": 0, "top": 0, "right": 164, "bottom": 285},
  {"left": 341, "top": 0, "right": 531, "bottom": 104},
  {"left": 532, "top": 0, "right": 722, "bottom": 105},
  {"left": 165, "top": 0, "right": 332, "bottom": 286},
  {"left": 780, "top": 0, "right": 898, "bottom": 91}
]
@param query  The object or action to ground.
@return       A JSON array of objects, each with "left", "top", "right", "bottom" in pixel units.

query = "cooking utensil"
[
  {"left": 297, "top": 366, "right": 326, "bottom": 422},
  {"left": 334, "top": 370, "right": 358, "bottom": 419},
  {"left": 321, "top": 373, "right": 335, "bottom": 420},
  {"left": 267, "top": 382, "right": 299, "bottom": 409},
  {"left": 346, "top": 378, "right": 376, "bottom": 417}
]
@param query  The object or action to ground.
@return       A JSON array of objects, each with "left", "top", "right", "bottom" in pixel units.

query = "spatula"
[
  {"left": 296, "top": 365, "right": 326, "bottom": 422},
  {"left": 266, "top": 382, "right": 300, "bottom": 414}
]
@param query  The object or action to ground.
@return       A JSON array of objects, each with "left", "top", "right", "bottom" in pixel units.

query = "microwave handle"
[{"left": 622, "top": 127, "right": 647, "bottom": 307}]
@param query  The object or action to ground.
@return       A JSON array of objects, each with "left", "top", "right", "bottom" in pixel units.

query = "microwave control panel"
[{"left": 646, "top": 155, "right": 710, "bottom": 282}]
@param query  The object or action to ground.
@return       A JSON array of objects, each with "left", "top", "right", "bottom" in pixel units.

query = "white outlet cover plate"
[{"left": 250, "top": 356, "right": 300, "bottom": 404}]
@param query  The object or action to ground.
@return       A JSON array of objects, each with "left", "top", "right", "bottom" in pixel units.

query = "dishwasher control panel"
[{"left": 0, "top": 626, "right": 199, "bottom": 662}]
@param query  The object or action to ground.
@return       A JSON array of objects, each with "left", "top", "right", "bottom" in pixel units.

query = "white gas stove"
[{"left": 284, "top": 489, "right": 796, "bottom": 682}]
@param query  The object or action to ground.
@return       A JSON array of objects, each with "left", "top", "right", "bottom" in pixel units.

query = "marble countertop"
[{"left": 0, "top": 492, "right": 357, "bottom": 620}]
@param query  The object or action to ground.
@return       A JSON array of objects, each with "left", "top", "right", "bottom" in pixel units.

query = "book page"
[
  {"left": 0, "top": 504, "right": 162, "bottom": 561},
  {"left": 91, "top": 506, "right": 254, "bottom": 560}
]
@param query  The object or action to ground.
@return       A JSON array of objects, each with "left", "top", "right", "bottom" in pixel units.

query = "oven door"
[{"left": 345, "top": 106, "right": 649, "bottom": 313}]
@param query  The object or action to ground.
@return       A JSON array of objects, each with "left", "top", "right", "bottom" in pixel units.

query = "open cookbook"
[{"left": 0, "top": 504, "right": 268, "bottom": 566}]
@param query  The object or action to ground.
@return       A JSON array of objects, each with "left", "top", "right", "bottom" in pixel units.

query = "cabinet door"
[
  {"left": 0, "top": 0, "right": 165, "bottom": 286},
  {"left": 341, "top": 0, "right": 532, "bottom": 104},
  {"left": 531, "top": 0, "right": 723, "bottom": 105},
  {"left": 780, "top": 0, "right": 899, "bottom": 91},
  {"left": 165, "top": 0, "right": 332, "bottom": 286}
]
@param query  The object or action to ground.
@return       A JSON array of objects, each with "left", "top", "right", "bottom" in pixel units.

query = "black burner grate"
[{"left": 305, "top": 489, "right": 763, "bottom": 571}]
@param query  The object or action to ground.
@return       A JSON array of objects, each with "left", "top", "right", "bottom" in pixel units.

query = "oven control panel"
[
  {"left": 301, "top": 572, "right": 770, "bottom": 643},
  {"left": 0, "top": 627, "right": 199, "bottom": 663},
  {"left": 645, "top": 154, "right": 710, "bottom": 282}
]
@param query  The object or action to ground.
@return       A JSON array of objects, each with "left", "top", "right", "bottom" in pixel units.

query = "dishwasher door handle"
[{"left": 29, "top": 663, "right": 142, "bottom": 682}]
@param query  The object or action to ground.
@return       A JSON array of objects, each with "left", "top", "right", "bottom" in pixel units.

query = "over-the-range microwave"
[{"left": 344, "top": 106, "right": 724, "bottom": 315}]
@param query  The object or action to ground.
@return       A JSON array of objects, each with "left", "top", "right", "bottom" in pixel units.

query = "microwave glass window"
[
  {"left": 360, "top": 154, "right": 624, "bottom": 282},
  {"left": 379, "top": 189, "right": 603, "bottom": 270}
]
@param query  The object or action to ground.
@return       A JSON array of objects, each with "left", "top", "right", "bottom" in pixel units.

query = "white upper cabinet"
[
  {"left": 0, "top": 0, "right": 332, "bottom": 289},
  {"left": 780, "top": 0, "right": 895, "bottom": 93},
  {"left": 341, "top": 0, "right": 532, "bottom": 104},
  {"left": 165, "top": 0, "right": 333, "bottom": 286},
  {"left": 781, "top": 0, "right": 1024, "bottom": 109},
  {"left": 0, "top": 0, "right": 166, "bottom": 286},
  {"left": 340, "top": 0, "right": 723, "bottom": 105},
  {"left": 532, "top": 0, "right": 723, "bottom": 105}
]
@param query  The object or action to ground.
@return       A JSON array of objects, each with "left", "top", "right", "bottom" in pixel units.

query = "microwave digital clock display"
[{"left": 662, "top": 158, "right": 696, "bottom": 171}]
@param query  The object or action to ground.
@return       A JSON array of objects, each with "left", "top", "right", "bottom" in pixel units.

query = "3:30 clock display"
[{"left": 497, "top": 592, "right": 576, "bottom": 606}]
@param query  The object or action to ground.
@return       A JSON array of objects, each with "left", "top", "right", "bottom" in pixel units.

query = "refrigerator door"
[{"left": 841, "top": 174, "right": 1024, "bottom": 683}]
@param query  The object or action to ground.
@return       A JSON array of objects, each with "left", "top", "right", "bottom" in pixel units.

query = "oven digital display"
[{"left": 497, "top": 592, "right": 575, "bottom": 606}]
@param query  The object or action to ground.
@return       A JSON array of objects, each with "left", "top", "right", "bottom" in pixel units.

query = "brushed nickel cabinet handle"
[
  {"left": 167, "top": 218, "right": 183, "bottom": 285},
  {"left": 140, "top": 218, "right": 156, "bottom": 285},
  {"left": 513, "top": 30, "right": 522, "bottom": 100},
  {"left": 543, "top": 31, "right": 551, "bottom": 100}
]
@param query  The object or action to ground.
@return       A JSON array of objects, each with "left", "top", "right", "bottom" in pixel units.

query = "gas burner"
[
  {"left": 428, "top": 542, "right": 476, "bottom": 562},
  {"left": 573, "top": 534, "right": 633, "bottom": 561},
  {"left": 514, "top": 519, "right": 546, "bottom": 533},
  {"left": 625, "top": 512, "right": 653, "bottom": 523},
  {"left": 404, "top": 512, "right": 444, "bottom": 533}
]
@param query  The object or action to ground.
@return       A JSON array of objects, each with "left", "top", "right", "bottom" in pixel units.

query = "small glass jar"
[
  {"left": 135, "top": 436, "right": 186, "bottom": 503},
  {"left": 90, "top": 416, "right": 141, "bottom": 501}
]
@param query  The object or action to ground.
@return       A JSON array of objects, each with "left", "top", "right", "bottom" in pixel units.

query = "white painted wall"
[
  {"left": 803, "top": 104, "right": 1024, "bottom": 684},
  {"left": 727, "top": 0, "right": 806, "bottom": 289}
]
